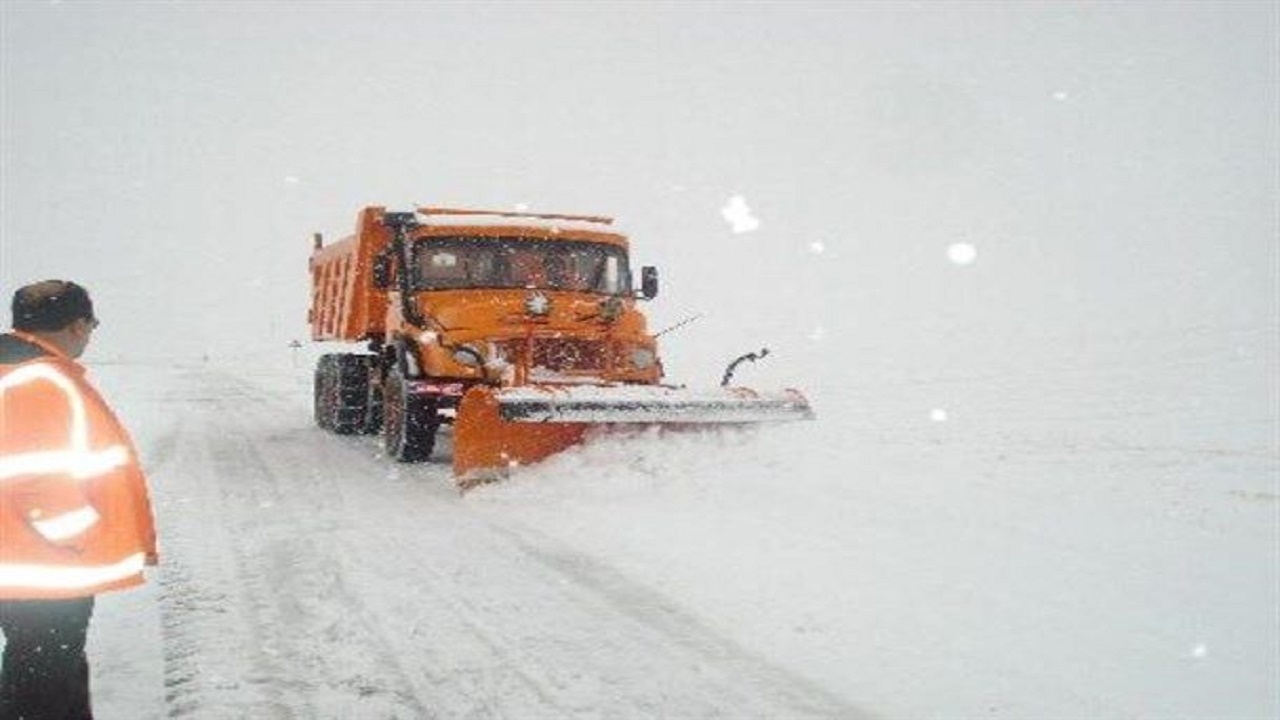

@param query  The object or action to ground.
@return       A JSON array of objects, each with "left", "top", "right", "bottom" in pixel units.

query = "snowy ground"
[{"left": 7, "top": 323, "right": 1275, "bottom": 719}]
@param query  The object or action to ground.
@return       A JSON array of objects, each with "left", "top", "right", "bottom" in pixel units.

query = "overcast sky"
[{"left": 2, "top": 2, "right": 1275, "bottom": 388}]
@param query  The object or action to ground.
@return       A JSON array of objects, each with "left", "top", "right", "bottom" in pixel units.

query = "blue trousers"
[{"left": 0, "top": 597, "right": 95, "bottom": 720}]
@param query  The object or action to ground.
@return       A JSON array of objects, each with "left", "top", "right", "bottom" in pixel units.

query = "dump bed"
[{"left": 308, "top": 206, "right": 390, "bottom": 342}]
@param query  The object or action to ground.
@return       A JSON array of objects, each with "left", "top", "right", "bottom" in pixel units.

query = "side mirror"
[
  {"left": 640, "top": 266, "right": 659, "bottom": 300},
  {"left": 373, "top": 253, "right": 392, "bottom": 289}
]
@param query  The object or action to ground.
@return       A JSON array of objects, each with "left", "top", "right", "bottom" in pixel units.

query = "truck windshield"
[{"left": 412, "top": 237, "right": 631, "bottom": 294}]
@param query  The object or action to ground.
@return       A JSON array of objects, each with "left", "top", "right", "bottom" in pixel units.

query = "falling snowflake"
[
  {"left": 721, "top": 195, "right": 761, "bottom": 234},
  {"left": 514, "top": 203, "right": 530, "bottom": 211},
  {"left": 808, "top": 325, "right": 825, "bottom": 341},
  {"left": 947, "top": 243, "right": 977, "bottom": 266},
  {"left": 809, "top": 241, "right": 826, "bottom": 254},
  {"left": 283, "top": 176, "right": 301, "bottom": 184},
  {"left": 930, "top": 408, "right": 948, "bottom": 422},
  {"left": 1052, "top": 90, "right": 1070, "bottom": 102}
]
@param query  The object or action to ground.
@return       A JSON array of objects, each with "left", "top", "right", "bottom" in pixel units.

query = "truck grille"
[{"left": 501, "top": 338, "right": 607, "bottom": 372}]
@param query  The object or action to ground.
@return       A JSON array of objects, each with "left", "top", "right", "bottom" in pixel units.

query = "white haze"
[
  {"left": 1, "top": 2, "right": 1277, "bottom": 718},
  {"left": 2, "top": 3, "right": 1274, "bottom": 379}
]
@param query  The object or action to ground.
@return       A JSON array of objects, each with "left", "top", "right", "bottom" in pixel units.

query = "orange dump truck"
[{"left": 309, "top": 206, "right": 812, "bottom": 487}]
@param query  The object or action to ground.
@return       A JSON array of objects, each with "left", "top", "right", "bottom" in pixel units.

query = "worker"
[{"left": 0, "top": 280, "right": 158, "bottom": 719}]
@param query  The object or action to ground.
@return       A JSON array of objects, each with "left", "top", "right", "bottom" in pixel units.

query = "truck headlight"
[
  {"left": 630, "top": 348, "right": 656, "bottom": 369},
  {"left": 452, "top": 345, "right": 485, "bottom": 367}
]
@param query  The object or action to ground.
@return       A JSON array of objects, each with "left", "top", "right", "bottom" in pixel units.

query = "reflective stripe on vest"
[
  {"left": 31, "top": 505, "right": 101, "bottom": 542},
  {"left": 0, "top": 362, "right": 132, "bottom": 481},
  {"left": 0, "top": 446, "right": 131, "bottom": 481},
  {"left": 0, "top": 552, "right": 146, "bottom": 591}
]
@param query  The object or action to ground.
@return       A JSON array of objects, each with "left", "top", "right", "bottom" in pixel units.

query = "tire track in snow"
[
  {"left": 149, "top": 379, "right": 294, "bottom": 718},
  {"left": 489, "top": 523, "right": 864, "bottom": 718},
  {"left": 209, "top": 375, "right": 434, "bottom": 718},
  {"left": 151, "top": 370, "right": 432, "bottom": 718}
]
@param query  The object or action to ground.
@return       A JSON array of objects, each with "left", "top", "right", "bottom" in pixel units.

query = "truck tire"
[
  {"left": 314, "top": 353, "right": 375, "bottom": 435},
  {"left": 314, "top": 357, "right": 334, "bottom": 431},
  {"left": 383, "top": 368, "right": 437, "bottom": 462},
  {"left": 364, "top": 378, "right": 384, "bottom": 435}
]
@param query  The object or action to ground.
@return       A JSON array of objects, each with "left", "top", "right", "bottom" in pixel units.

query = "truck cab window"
[{"left": 413, "top": 237, "right": 630, "bottom": 294}]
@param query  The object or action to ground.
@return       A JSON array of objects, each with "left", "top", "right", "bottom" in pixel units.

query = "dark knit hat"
[{"left": 11, "top": 280, "right": 96, "bottom": 332}]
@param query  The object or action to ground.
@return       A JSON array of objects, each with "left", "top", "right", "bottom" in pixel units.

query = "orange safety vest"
[{"left": 0, "top": 332, "right": 157, "bottom": 599}]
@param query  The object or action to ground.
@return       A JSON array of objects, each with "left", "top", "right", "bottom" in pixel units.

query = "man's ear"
[{"left": 71, "top": 317, "right": 96, "bottom": 338}]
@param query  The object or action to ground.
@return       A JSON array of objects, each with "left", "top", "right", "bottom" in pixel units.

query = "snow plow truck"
[{"left": 308, "top": 206, "right": 813, "bottom": 488}]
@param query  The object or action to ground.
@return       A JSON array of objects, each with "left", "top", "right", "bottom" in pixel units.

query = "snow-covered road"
[
  {"left": 36, "top": 326, "right": 1280, "bottom": 718},
  {"left": 88, "top": 366, "right": 860, "bottom": 719}
]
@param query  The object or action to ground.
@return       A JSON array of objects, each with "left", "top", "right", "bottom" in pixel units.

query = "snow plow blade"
[{"left": 452, "top": 384, "right": 813, "bottom": 488}]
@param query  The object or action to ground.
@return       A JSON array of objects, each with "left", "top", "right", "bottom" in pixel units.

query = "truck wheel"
[
  {"left": 364, "top": 378, "right": 384, "bottom": 435},
  {"left": 315, "top": 353, "right": 374, "bottom": 435},
  {"left": 383, "top": 370, "right": 437, "bottom": 462},
  {"left": 314, "top": 357, "right": 334, "bottom": 430}
]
